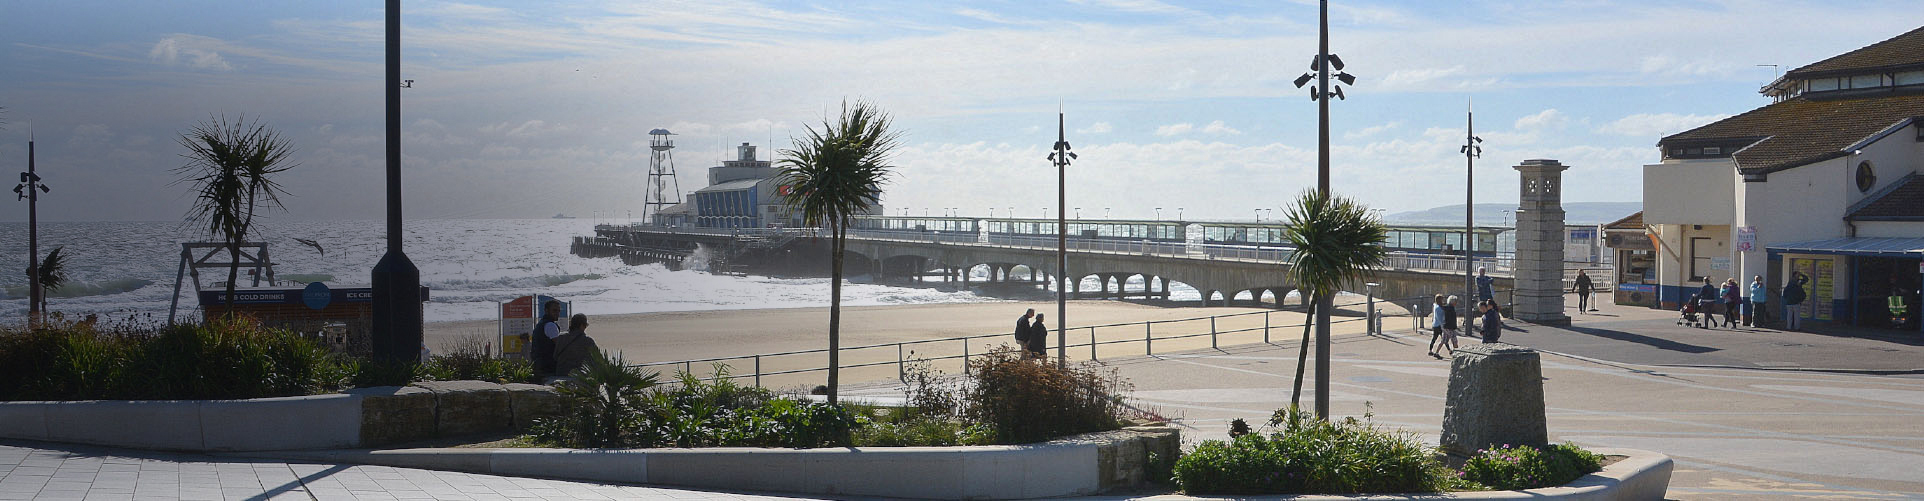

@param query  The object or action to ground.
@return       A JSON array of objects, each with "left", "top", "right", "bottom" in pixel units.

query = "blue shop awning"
[{"left": 1767, "top": 237, "right": 1924, "bottom": 257}]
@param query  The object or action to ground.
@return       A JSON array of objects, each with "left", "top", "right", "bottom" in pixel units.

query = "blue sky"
[{"left": 1, "top": 1, "right": 1919, "bottom": 222}]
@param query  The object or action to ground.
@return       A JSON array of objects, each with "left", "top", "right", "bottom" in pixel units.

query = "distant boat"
[{"left": 552, "top": 213, "right": 576, "bottom": 219}]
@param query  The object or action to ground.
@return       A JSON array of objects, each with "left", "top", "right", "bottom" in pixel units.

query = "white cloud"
[
  {"left": 1154, "top": 123, "right": 1194, "bottom": 136},
  {"left": 1344, "top": 121, "right": 1401, "bottom": 139},
  {"left": 1201, "top": 120, "right": 1242, "bottom": 135},
  {"left": 1596, "top": 112, "right": 1731, "bottom": 137},
  {"left": 148, "top": 36, "right": 232, "bottom": 71},
  {"left": 1077, "top": 122, "right": 1113, "bottom": 134},
  {"left": 1513, "top": 109, "right": 1568, "bottom": 131}
]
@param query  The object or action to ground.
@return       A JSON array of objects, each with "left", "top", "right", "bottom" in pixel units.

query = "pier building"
[
  {"left": 687, "top": 142, "right": 884, "bottom": 229},
  {"left": 1643, "top": 25, "right": 1924, "bottom": 332}
]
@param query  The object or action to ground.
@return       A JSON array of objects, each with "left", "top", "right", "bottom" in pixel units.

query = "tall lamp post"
[
  {"left": 14, "top": 133, "right": 50, "bottom": 323},
  {"left": 372, "top": 0, "right": 423, "bottom": 363},
  {"left": 1048, "top": 111, "right": 1076, "bottom": 369},
  {"left": 1461, "top": 102, "right": 1483, "bottom": 303},
  {"left": 1291, "top": 0, "right": 1356, "bottom": 421}
]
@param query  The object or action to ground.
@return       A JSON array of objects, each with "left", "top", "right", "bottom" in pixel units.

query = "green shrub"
[
  {"left": 1172, "top": 407, "right": 1468, "bottom": 495},
  {"left": 1460, "top": 443, "right": 1603, "bottom": 490},
  {"left": 963, "top": 346, "right": 1129, "bottom": 444},
  {"left": 539, "top": 351, "right": 660, "bottom": 447},
  {"left": 0, "top": 316, "right": 354, "bottom": 401}
]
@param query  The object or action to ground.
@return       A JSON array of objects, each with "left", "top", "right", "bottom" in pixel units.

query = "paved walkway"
[{"left": 0, "top": 442, "right": 834, "bottom": 501}]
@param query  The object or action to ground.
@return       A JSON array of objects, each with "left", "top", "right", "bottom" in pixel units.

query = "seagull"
[{"left": 294, "top": 238, "right": 324, "bottom": 256}]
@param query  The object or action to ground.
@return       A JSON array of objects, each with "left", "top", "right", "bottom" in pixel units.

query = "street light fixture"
[
  {"left": 1155, "top": 207, "right": 1163, "bottom": 220},
  {"left": 1461, "top": 101, "right": 1484, "bottom": 306},
  {"left": 1046, "top": 110, "right": 1076, "bottom": 369},
  {"left": 1289, "top": 0, "right": 1360, "bottom": 421}
]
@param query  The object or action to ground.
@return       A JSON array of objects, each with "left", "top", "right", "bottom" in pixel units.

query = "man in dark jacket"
[
  {"left": 1027, "top": 313, "right": 1049, "bottom": 360},
  {"left": 531, "top": 300, "right": 562, "bottom": 377},
  {"left": 1783, "top": 272, "right": 1808, "bottom": 331},
  {"left": 1574, "top": 270, "right": 1595, "bottom": 313},
  {"left": 1696, "top": 278, "right": 1721, "bottom": 328},
  {"left": 1015, "top": 308, "right": 1034, "bottom": 356}
]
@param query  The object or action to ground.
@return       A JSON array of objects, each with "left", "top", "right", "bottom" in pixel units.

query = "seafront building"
[
  {"left": 653, "top": 142, "right": 884, "bottom": 229},
  {"left": 1642, "top": 26, "right": 1924, "bottom": 331}
]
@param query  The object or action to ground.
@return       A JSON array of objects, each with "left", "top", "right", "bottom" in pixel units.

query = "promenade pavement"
[{"left": 6, "top": 296, "right": 1922, "bottom": 500}]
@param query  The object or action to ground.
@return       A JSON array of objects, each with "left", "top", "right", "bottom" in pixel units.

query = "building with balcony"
[{"left": 1643, "top": 26, "right": 1924, "bottom": 331}]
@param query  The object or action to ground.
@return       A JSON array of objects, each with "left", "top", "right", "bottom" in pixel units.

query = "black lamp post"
[
  {"left": 1048, "top": 111, "right": 1076, "bottom": 369},
  {"left": 1290, "top": 0, "right": 1357, "bottom": 421},
  {"left": 372, "top": 0, "right": 423, "bottom": 363},
  {"left": 1461, "top": 103, "right": 1484, "bottom": 306},
  {"left": 15, "top": 135, "right": 49, "bottom": 323}
]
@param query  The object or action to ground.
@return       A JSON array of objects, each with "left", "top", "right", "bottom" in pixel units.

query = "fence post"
[
  {"left": 1210, "top": 316, "right": 1218, "bottom": 349},
  {"left": 962, "top": 338, "right": 971, "bottom": 375},
  {"left": 754, "top": 355, "right": 762, "bottom": 388},
  {"left": 1264, "top": 311, "right": 1271, "bottom": 343},
  {"left": 684, "top": 361, "right": 691, "bottom": 376},
  {"left": 1145, "top": 322, "right": 1153, "bottom": 356},
  {"left": 1090, "top": 327, "right": 1098, "bottom": 361},
  {"left": 897, "top": 344, "right": 905, "bottom": 382}
]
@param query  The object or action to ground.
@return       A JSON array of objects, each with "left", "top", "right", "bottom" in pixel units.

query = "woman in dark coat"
[
  {"left": 1027, "top": 313, "right": 1049, "bottom": 359},
  {"left": 1479, "top": 300, "right": 1503, "bottom": 344}
]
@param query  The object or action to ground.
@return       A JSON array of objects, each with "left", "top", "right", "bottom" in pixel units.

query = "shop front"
[{"left": 1767, "top": 237, "right": 1924, "bottom": 333}]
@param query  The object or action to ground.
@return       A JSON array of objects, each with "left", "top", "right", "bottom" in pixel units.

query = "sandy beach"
[{"left": 427, "top": 297, "right": 1395, "bottom": 390}]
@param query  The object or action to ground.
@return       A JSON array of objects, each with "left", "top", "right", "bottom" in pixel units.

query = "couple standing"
[{"left": 1014, "top": 308, "right": 1049, "bottom": 359}]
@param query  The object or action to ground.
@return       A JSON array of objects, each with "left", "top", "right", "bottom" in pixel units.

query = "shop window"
[{"left": 1857, "top": 161, "right": 1876, "bottom": 193}]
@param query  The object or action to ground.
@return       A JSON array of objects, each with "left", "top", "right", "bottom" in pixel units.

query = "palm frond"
[
  {"left": 37, "top": 247, "right": 68, "bottom": 292},
  {"left": 1282, "top": 189, "right": 1389, "bottom": 297}
]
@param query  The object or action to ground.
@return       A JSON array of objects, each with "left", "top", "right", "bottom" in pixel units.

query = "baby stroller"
[{"left": 1677, "top": 300, "right": 1706, "bottom": 327}]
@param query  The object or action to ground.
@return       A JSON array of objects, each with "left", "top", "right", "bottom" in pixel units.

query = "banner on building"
[{"left": 1736, "top": 226, "right": 1757, "bottom": 252}]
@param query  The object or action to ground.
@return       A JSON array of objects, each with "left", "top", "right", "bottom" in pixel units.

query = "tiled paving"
[{"left": 0, "top": 443, "right": 828, "bottom": 501}]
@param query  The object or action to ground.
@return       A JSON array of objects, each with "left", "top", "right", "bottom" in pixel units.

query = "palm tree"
[
  {"left": 175, "top": 115, "right": 296, "bottom": 316},
  {"left": 1281, "top": 189, "right": 1387, "bottom": 420},
  {"left": 34, "top": 247, "right": 68, "bottom": 314},
  {"left": 777, "top": 100, "right": 900, "bottom": 404}
]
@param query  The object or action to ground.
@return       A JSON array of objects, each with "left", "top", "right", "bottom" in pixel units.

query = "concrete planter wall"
[
  {"left": 0, "top": 381, "right": 563, "bottom": 452},
  {"left": 258, "top": 425, "right": 1182, "bottom": 500}
]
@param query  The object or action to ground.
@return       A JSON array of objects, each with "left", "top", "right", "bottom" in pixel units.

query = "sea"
[{"left": 1, "top": 219, "right": 1203, "bottom": 325}]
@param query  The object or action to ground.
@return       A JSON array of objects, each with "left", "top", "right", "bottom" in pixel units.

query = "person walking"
[
  {"left": 1479, "top": 299, "right": 1503, "bottom": 344},
  {"left": 1476, "top": 267, "right": 1495, "bottom": 302},
  {"left": 530, "top": 300, "right": 563, "bottom": 377},
  {"left": 1014, "top": 308, "right": 1034, "bottom": 356},
  {"left": 1440, "top": 296, "right": 1462, "bottom": 355},
  {"left": 1574, "top": 270, "right": 1595, "bottom": 313},
  {"left": 1783, "top": 272, "right": 1809, "bottom": 331},
  {"left": 553, "top": 313, "right": 603, "bottom": 377},
  {"left": 1427, "top": 294, "right": 1446, "bottom": 358},
  {"left": 1721, "top": 278, "right": 1742, "bottom": 328},
  {"left": 1748, "top": 275, "right": 1769, "bottom": 327},
  {"left": 1696, "top": 278, "right": 1721, "bottom": 328},
  {"left": 1026, "top": 313, "right": 1049, "bottom": 360}
]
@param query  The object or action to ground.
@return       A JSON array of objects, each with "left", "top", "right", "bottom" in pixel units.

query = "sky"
[{"left": 1, "top": 0, "right": 1919, "bottom": 223}]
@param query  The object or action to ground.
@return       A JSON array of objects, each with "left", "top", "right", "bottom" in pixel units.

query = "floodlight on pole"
[
  {"left": 1047, "top": 110, "right": 1075, "bottom": 369},
  {"left": 1289, "top": 0, "right": 1360, "bottom": 422}
]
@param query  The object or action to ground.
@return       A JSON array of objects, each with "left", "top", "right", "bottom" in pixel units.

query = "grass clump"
[
  {"left": 1172, "top": 407, "right": 1473, "bottom": 495},
  {"left": 1460, "top": 442, "right": 1603, "bottom": 490},
  {"left": 963, "top": 346, "right": 1131, "bottom": 444},
  {"left": 527, "top": 357, "right": 862, "bottom": 449}
]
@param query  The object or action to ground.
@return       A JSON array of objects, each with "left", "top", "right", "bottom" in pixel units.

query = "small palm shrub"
[
  {"left": 1460, "top": 443, "right": 1603, "bottom": 490},
  {"left": 963, "top": 346, "right": 1129, "bottom": 444},
  {"left": 420, "top": 335, "right": 534, "bottom": 384},
  {"left": 1172, "top": 407, "right": 1469, "bottom": 495},
  {"left": 540, "top": 351, "right": 659, "bottom": 448}
]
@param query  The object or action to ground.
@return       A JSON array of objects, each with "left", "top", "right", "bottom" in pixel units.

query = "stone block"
[
  {"left": 412, "top": 380, "right": 511, "bottom": 436},
  {"left": 503, "top": 383, "right": 566, "bottom": 430},
  {"left": 201, "top": 394, "right": 362, "bottom": 451},
  {"left": 1441, "top": 343, "right": 1548, "bottom": 456},
  {"left": 348, "top": 386, "right": 435, "bottom": 446}
]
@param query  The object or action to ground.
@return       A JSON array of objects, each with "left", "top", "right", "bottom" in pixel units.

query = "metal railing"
[{"left": 630, "top": 293, "right": 1464, "bottom": 388}]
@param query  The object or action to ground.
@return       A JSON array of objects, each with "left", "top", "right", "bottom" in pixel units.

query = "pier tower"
[{"left": 644, "top": 128, "right": 683, "bottom": 224}]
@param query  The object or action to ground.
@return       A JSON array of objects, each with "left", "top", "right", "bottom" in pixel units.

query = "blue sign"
[{"left": 303, "top": 282, "right": 332, "bottom": 310}]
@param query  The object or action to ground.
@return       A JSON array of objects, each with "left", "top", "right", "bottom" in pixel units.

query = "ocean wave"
[
  {"left": 3, "top": 278, "right": 155, "bottom": 300},
  {"left": 431, "top": 273, "right": 607, "bottom": 290}
]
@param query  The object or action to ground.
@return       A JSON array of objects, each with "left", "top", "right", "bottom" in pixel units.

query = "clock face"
[{"left": 1856, "top": 161, "right": 1876, "bottom": 193}]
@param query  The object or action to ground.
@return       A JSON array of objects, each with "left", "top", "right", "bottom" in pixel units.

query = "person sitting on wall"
[{"left": 553, "top": 313, "right": 603, "bottom": 377}]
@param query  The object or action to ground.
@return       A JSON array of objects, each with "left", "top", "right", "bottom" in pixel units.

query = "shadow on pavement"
[{"left": 1555, "top": 324, "right": 1722, "bottom": 354}]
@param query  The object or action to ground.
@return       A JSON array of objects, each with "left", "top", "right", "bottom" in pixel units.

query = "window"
[
  {"left": 1850, "top": 74, "right": 1886, "bottom": 89},
  {"left": 1703, "top": 146, "right": 1721, "bottom": 155},
  {"left": 1808, "top": 78, "right": 1841, "bottom": 92},
  {"left": 1689, "top": 237, "right": 1713, "bottom": 283},
  {"left": 1897, "top": 70, "right": 1924, "bottom": 86},
  {"left": 1856, "top": 161, "right": 1877, "bottom": 193}
]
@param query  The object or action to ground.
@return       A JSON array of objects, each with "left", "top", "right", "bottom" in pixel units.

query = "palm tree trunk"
[
  {"left": 827, "top": 216, "right": 844, "bottom": 405},
  {"left": 225, "top": 245, "right": 241, "bottom": 317},
  {"left": 1289, "top": 300, "right": 1314, "bottom": 411},
  {"left": 1315, "top": 293, "right": 1334, "bottom": 420}
]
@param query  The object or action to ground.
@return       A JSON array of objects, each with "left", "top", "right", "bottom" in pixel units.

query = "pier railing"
[{"left": 629, "top": 290, "right": 1518, "bottom": 389}]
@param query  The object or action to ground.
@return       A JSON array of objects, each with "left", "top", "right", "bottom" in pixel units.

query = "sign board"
[
  {"left": 1616, "top": 283, "right": 1656, "bottom": 307},
  {"left": 1710, "top": 257, "right": 1731, "bottom": 271},
  {"left": 1605, "top": 231, "right": 1653, "bottom": 250},
  {"left": 1736, "top": 226, "right": 1757, "bottom": 252},
  {"left": 199, "top": 287, "right": 426, "bottom": 306},
  {"left": 302, "top": 282, "right": 332, "bottom": 310}
]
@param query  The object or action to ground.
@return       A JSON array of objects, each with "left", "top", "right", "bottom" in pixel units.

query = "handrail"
[{"left": 628, "top": 291, "right": 1508, "bottom": 387}]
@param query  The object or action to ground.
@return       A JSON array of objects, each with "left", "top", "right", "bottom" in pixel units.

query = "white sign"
[
  {"left": 1736, "top": 226, "right": 1757, "bottom": 252},
  {"left": 1711, "top": 257, "right": 1732, "bottom": 271}
]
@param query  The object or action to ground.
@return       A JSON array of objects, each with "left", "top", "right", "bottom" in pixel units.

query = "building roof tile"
[
  {"left": 1785, "top": 26, "right": 1924, "bottom": 78},
  {"left": 1603, "top": 211, "right": 1643, "bottom": 230},
  {"left": 1659, "top": 93, "right": 1924, "bottom": 174},
  {"left": 1848, "top": 174, "right": 1924, "bottom": 221}
]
